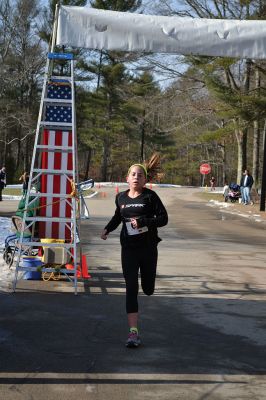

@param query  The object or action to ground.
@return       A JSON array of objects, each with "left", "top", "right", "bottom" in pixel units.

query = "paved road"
[{"left": 1, "top": 186, "right": 266, "bottom": 400}]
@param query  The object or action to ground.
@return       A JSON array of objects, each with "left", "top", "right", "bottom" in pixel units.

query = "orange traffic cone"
[
  {"left": 66, "top": 263, "right": 82, "bottom": 278},
  {"left": 77, "top": 266, "right": 82, "bottom": 278},
  {"left": 116, "top": 185, "right": 119, "bottom": 194},
  {"left": 81, "top": 254, "right": 91, "bottom": 279}
]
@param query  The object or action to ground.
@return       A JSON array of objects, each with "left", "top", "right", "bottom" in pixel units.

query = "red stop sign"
[{"left": 200, "top": 163, "right": 211, "bottom": 175}]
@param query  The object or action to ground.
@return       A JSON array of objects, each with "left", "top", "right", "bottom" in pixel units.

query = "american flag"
[
  {"left": 45, "top": 106, "right": 72, "bottom": 123},
  {"left": 39, "top": 82, "right": 74, "bottom": 241},
  {"left": 47, "top": 82, "right": 71, "bottom": 99}
]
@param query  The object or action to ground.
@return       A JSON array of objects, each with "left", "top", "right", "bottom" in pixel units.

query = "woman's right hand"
[{"left": 101, "top": 229, "right": 108, "bottom": 240}]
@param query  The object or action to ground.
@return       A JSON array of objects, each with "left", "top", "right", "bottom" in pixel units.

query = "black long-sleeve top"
[{"left": 105, "top": 188, "right": 168, "bottom": 248}]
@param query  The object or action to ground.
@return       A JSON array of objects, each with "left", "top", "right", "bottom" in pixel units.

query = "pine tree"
[
  {"left": 90, "top": 0, "right": 141, "bottom": 12},
  {"left": 125, "top": 71, "right": 174, "bottom": 163},
  {"left": 77, "top": 0, "right": 143, "bottom": 180}
]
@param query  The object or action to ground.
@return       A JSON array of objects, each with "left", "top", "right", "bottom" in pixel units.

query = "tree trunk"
[
  {"left": 16, "top": 140, "right": 21, "bottom": 171},
  {"left": 252, "top": 66, "right": 261, "bottom": 187},
  {"left": 102, "top": 135, "right": 110, "bottom": 182},
  {"left": 140, "top": 109, "right": 146, "bottom": 162},
  {"left": 252, "top": 119, "right": 260, "bottom": 186},
  {"left": 220, "top": 140, "right": 226, "bottom": 183},
  {"left": 24, "top": 136, "right": 29, "bottom": 172},
  {"left": 260, "top": 120, "right": 266, "bottom": 211},
  {"left": 97, "top": 50, "right": 103, "bottom": 91},
  {"left": 241, "top": 59, "right": 252, "bottom": 171},
  {"left": 242, "top": 128, "right": 247, "bottom": 170},
  {"left": 3, "top": 131, "right": 7, "bottom": 166},
  {"left": 235, "top": 127, "right": 244, "bottom": 183},
  {"left": 84, "top": 148, "right": 92, "bottom": 180}
]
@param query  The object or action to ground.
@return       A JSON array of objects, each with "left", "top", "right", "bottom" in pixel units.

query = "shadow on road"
[{"left": 1, "top": 271, "right": 266, "bottom": 386}]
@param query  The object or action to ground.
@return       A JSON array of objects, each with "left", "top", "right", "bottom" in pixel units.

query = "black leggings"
[{"left": 121, "top": 245, "right": 158, "bottom": 314}]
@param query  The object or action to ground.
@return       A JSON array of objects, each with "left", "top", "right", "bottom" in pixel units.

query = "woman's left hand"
[
  {"left": 101, "top": 229, "right": 109, "bottom": 240},
  {"left": 130, "top": 218, "right": 138, "bottom": 229}
]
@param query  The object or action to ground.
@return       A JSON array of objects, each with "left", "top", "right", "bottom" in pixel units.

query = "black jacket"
[
  {"left": 240, "top": 175, "right": 254, "bottom": 188},
  {"left": 0, "top": 170, "right": 6, "bottom": 189}
]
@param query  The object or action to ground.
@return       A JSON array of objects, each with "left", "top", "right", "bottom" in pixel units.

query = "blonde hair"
[{"left": 128, "top": 153, "right": 161, "bottom": 182}]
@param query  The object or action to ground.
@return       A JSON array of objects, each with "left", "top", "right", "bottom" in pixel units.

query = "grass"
[
  {"left": 3, "top": 188, "right": 95, "bottom": 197},
  {"left": 82, "top": 189, "right": 94, "bottom": 197},
  {"left": 3, "top": 188, "right": 22, "bottom": 196}
]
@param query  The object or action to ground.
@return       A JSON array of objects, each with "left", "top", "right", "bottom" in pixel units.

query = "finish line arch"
[{"left": 52, "top": 5, "right": 266, "bottom": 210}]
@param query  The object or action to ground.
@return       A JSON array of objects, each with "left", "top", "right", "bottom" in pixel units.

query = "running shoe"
[{"left": 126, "top": 330, "right": 141, "bottom": 348}]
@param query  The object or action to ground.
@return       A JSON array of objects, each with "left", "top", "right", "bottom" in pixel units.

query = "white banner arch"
[
  {"left": 55, "top": 5, "right": 266, "bottom": 211},
  {"left": 56, "top": 6, "right": 266, "bottom": 59}
]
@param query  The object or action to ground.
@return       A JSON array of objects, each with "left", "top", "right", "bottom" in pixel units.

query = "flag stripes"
[{"left": 39, "top": 129, "right": 73, "bottom": 240}]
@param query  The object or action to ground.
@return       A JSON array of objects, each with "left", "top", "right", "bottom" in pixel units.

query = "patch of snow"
[
  {"left": 237, "top": 213, "right": 250, "bottom": 218},
  {"left": 2, "top": 195, "right": 21, "bottom": 200},
  {"left": 0, "top": 217, "right": 14, "bottom": 289},
  {"left": 207, "top": 200, "right": 266, "bottom": 224},
  {"left": 0, "top": 217, "right": 12, "bottom": 248},
  {"left": 83, "top": 191, "right": 98, "bottom": 199}
]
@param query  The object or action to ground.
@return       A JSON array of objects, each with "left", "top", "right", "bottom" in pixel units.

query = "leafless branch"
[{"left": 0, "top": 129, "right": 35, "bottom": 145}]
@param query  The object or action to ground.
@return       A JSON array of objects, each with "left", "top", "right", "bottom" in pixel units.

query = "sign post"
[{"left": 200, "top": 163, "right": 211, "bottom": 187}]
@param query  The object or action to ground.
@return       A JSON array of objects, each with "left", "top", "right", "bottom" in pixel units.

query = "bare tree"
[{"left": 0, "top": 0, "right": 45, "bottom": 179}]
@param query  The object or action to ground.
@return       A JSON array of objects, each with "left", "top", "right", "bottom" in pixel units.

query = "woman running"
[{"left": 101, "top": 154, "right": 168, "bottom": 348}]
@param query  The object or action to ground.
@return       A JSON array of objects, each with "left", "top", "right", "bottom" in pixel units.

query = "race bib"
[{"left": 126, "top": 222, "right": 148, "bottom": 236}]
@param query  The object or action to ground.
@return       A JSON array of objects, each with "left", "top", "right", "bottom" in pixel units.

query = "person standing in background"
[
  {"left": 19, "top": 171, "right": 29, "bottom": 196},
  {"left": 0, "top": 166, "right": 6, "bottom": 201},
  {"left": 240, "top": 169, "right": 254, "bottom": 205},
  {"left": 210, "top": 176, "right": 216, "bottom": 191},
  {"left": 0, "top": 167, "right": 6, "bottom": 201},
  {"left": 223, "top": 181, "right": 229, "bottom": 202}
]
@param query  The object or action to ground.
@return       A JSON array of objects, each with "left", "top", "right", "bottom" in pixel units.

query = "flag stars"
[
  {"left": 47, "top": 84, "right": 72, "bottom": 100},
  {"left": 45, "top": 105, "right": 72, "bottom": 123},
  {"left": 45, "top": 84, "right": 72, "bottom": 122}
]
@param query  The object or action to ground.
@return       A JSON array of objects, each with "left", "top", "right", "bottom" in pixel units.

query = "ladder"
[{"left": 12, "top": 52, "right": 81, "bottom": 294}]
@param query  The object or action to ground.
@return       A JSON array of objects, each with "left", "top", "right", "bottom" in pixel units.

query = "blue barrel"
[{"left": 22, "top": 257, "right": 42, "bottom": 280}]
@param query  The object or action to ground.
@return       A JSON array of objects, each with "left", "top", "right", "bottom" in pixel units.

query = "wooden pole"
[
  {"left": 260, "top": 120, "right": 266, "bottom": 211},
  {"left": 51, "top": 4, "right": 60, "bottom": 53}
]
